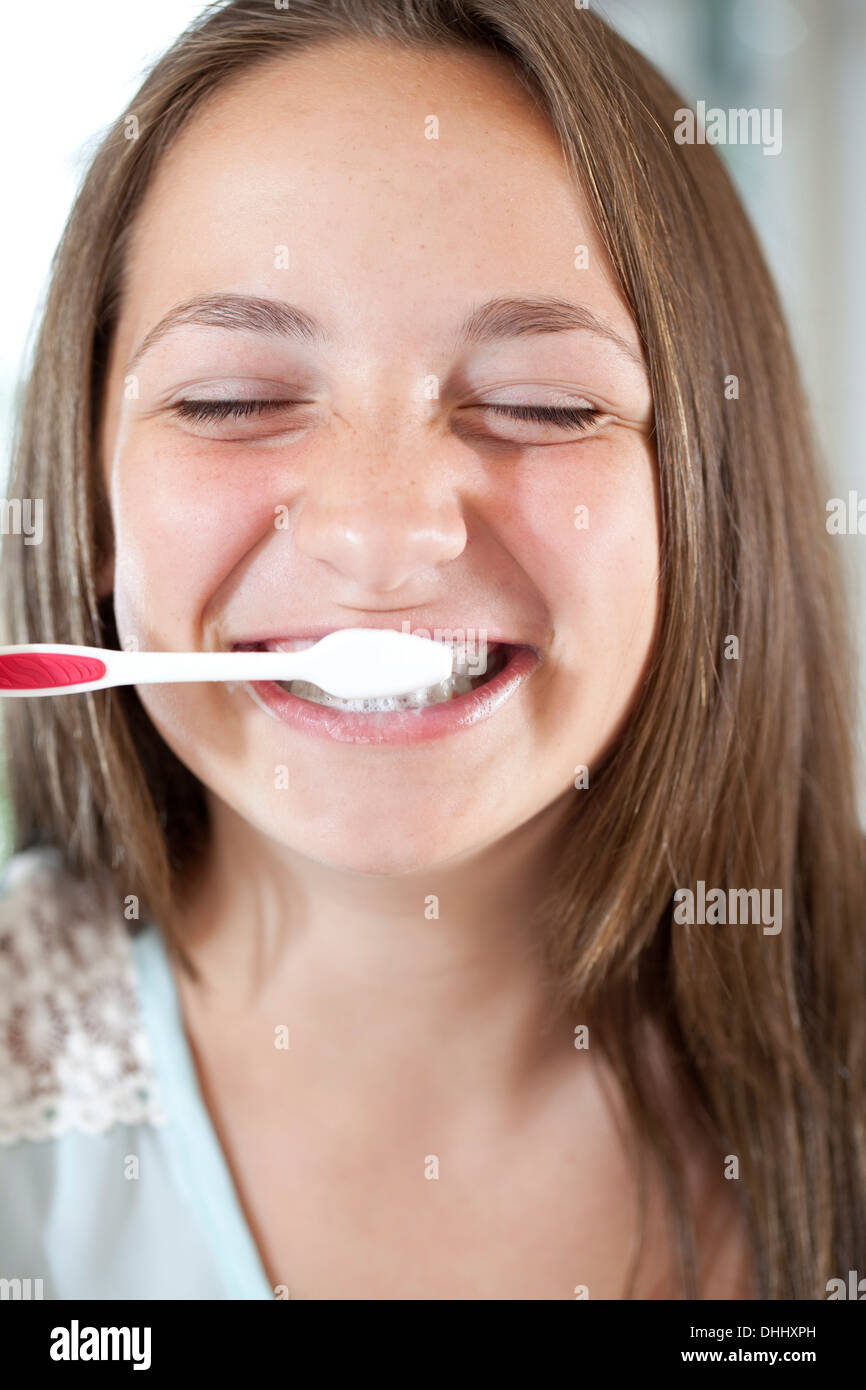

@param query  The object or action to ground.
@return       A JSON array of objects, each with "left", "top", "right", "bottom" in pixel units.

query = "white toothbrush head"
[{"left": 303, "top": 628, "right": 453, "bottom": 699}]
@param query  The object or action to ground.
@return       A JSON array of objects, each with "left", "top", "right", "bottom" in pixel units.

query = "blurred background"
[{"left": 0, "top": 0, "right": 864, "bottom": 852}]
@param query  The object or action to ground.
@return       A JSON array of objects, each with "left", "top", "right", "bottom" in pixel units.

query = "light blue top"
[{"left": 0, "top": 849, "right": 275, "bottom": 1300}]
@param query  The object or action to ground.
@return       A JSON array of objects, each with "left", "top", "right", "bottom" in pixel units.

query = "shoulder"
[
  {"left": 0, "top": 845, "right": 165, "bottom": 1144},
  {"left": 0, "top": 842, "right": 99, "bottom": 922}
]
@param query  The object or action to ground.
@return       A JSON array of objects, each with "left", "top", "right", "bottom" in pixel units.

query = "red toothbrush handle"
[{"left": 0, "top": 653, "right": 107, "bottom": 689}]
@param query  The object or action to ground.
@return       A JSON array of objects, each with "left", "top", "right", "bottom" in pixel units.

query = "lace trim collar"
[{"left": 0, "top": 847, "right": 167, "bottom": 1144}]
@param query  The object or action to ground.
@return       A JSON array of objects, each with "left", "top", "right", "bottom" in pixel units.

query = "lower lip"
[{"left": 238, "top": 645, "right": 541, "bottom": 746}]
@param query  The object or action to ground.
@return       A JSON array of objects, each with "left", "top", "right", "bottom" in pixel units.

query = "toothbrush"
[{"left": 0, "top": 629, "right": 453, "bottom": 699}]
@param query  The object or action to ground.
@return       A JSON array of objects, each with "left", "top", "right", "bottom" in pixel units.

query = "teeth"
[{"left": 277, "top": 671, "right": 477, "bottom": 712}]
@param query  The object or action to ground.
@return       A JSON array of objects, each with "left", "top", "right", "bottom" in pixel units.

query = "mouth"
[{"left": 229, "top": 634, "right": 541, "bottom": 745}]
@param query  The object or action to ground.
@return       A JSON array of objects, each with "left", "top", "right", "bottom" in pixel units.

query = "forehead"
[{"left": 118, "top": 38, "right": 635, "bottom": 358}]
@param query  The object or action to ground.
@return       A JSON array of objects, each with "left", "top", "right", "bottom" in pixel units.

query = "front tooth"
[{"left": 425, "top": 680, "right": 453, "bottom": 704}]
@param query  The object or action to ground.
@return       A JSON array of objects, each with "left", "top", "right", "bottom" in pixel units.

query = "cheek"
[
  {"left": 105, "top": 442, "right": 304, "bottom": 771},
  {"left": 109, "top": 443, "right": 276, "bottom": 644},
  {"left": 500, "top": 439, "right": 659, "bottom": 666}
]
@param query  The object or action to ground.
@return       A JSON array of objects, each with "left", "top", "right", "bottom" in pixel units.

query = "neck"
[{"left": 171, "top": 791, "right": 578, "bottom": 1104}]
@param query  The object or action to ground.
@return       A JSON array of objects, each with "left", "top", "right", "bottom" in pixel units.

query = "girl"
[{"left": 0, "top": 0, "right": 862, "bottom": 1300}]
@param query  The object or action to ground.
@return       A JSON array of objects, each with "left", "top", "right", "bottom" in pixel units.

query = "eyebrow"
[{"left": 124, "top": 292, "right": 645, "bottom": 374}]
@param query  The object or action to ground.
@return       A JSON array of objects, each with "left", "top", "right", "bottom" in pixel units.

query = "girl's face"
[{"left": 99, "top": 41, "right": 659, "bottom": 874}]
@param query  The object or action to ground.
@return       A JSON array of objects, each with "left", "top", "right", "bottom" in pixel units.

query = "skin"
[{"left": 99, "top": 40, "right": 747, "bottom": 1298}]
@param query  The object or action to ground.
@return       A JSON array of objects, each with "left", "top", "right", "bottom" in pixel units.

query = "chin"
[
  {"left": 337, "top": 828, "right": 472, "bottom": 876},
  {"left": 255, "top": 802, "right": 480, "bottom": 877}
]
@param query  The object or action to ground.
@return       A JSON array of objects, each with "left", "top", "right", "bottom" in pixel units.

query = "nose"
[{"left": 291, "top": 427, "right": 469, "bottom": 593}]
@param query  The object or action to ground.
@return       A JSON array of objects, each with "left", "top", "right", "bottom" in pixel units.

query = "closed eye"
[
  {"left": 483, "top": 403, "right": 599, "bottom": 430},
  {"left": 171, "top": 398, "right": 296, "bottom": 423}
]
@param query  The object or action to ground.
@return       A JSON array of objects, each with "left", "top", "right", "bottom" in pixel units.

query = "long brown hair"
[{"left": 1, "top": 0, "right": 862, "bottom": 1300}]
